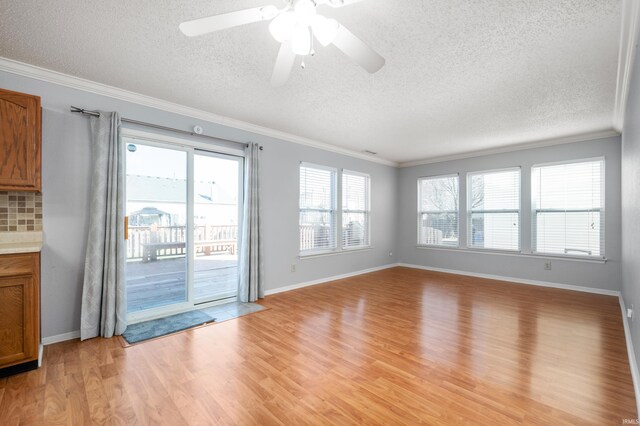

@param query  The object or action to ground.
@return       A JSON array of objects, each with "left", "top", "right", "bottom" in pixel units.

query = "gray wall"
[
  {"left": 0, "top": 70, "right": 399, "bottom": 339},
  {"left": 0, "top": 67, "right": 626, "bottom": 340},
  {"left": 397, "top": 137, "right": 622, "bottom": 291},
  {"left": 622, "top": 39, "right": 640, "bottom": 368}
]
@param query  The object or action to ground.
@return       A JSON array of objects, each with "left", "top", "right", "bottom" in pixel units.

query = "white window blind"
[
  {"left": 342, "top": 171, "right": 370, "bottom": 249},
  {"left": 468, "top": 168, "right": 520, "bottom": 251},
  {"left": 418, "top": 175, "right": 459, "bottom": 246},
  {"left": 300, "top": 163, "right": 337, "bottom": 253},
  {"left": 532, "top": 159, "right": 604, "bottom": 257}
]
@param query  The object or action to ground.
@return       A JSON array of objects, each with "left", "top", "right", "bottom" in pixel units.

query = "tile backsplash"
[{"left": 0, "top": 191, "right": 43, "bottom": 232}]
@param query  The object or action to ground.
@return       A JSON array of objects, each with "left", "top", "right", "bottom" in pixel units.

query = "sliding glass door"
[
  {"left": 124, "top": 136, "right": 243, "bottom": 319},
  {"left": 193, "top": 152, "right": 242, "bottom": 303},
  {"left": 125, "top": 143, "right": 188, "bottom": 313}
]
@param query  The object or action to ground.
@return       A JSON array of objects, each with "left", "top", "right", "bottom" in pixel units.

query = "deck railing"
[
  {"left": 300, "top": 224, "right": 340, "bottom": 251},
  {"left": 128, "top": 224, "right": 335, "bottom": 258},
  {"left": 127, "top": 225, "right": 238, "bottom": 259},
  {"left": 299, "top": 224, "right": 316, "bottom": 251}
]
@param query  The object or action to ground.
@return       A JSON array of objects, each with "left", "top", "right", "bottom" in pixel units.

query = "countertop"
[{"left": 0, "top": 231, "right": 43, "bottom": 254}]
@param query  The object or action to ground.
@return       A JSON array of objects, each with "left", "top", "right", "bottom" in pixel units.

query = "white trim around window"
[
  {"left": 299, "top": 162, "right": 338, "bottom": 256},
  {"left": 531, "top": 157, "right": 605, "bottom": 259},
  {"left": 417, "top": 173, "right": 460, "bottom": 248},
  {"left": 342, "top": 169, "right": 371, "bottom": 250},
  {"left": 467, "top": 167, "right": 521, "bottom": 252},
  {"left": 298, "top": 163, "right": 373, "bottom": 257}
]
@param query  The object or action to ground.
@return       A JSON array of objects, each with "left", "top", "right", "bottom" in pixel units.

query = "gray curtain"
[
  {"left": 238, "top": 143, "right": 264, "bottom": 302},
  {"left": 80, "top": 111, "right": 127, "bottom": 340}
]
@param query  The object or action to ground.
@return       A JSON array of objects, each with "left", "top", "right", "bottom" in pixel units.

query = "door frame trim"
[
  {"left": 123, "top": 128, "right": 245, "bottom": 323},
  {"left": 127, "top": 296, "right": 237, "bottom": 325},
  {"left": 123, "top": 128, "right": 245, "bottom": 157}
]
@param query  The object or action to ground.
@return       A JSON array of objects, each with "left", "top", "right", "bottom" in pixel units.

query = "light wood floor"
[{"left": 0, "top": 267, "right": 636, "bottom": 425}]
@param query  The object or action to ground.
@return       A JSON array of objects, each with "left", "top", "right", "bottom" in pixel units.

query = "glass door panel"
[
  {"left": 193, "top": 152, "right": 242, "bottom": 303},
  {"left": 125, "top": 141, "right": 188, "bottom": 313}
]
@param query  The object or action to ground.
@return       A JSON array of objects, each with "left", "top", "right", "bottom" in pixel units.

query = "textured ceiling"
[{"left": 0, "top": 0, "right": 622, "bottom": 163}]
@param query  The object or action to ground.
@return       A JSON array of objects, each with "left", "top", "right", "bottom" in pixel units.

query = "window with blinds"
[
  {"left": 299, "top": 163, "right": 337, "bottom": 253},
  {"left": 342, "top": 171, "right": 370, "bottom": 249},
  {"left": 532, "top": 159, "right": 604, "bottom": 257},
  {"left": 468, "top": 168, "right": 520, "bottom": 251},
  {"left": 418, "top": 175, "right": 459, "bottom": 246}
]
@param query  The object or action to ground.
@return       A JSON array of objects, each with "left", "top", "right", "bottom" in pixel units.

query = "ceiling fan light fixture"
[
  {"left": 294, "top": 0, "right": 317, "bottom": 26},
  {"left": 312, "top": 16, "right": 339, "bottom": 46},
  {"left": 269, "top": 11, "right": 296, "bottom": 42},
  {"left": 179, "top": 0, "right": 385, "bottom": 86},
  {"left": 291, "top": 24, "right": 312, "bottom": 55}
]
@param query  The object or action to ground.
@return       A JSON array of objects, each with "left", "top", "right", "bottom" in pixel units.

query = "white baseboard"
[
  {"left": 397, "top": 263, "right": 620, "bottom": 296},
  {"left": 264, "top": 263, "right": 399, "bottom": 296},
  {"left": 42, "top": 330, "right": 80, "bottom": 345},
  {"left": 619, "top": 296, "right": 640, "bottom": 417}
]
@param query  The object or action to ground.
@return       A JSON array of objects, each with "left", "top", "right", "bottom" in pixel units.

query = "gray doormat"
[
  {"left": 122, "top": 310, "right": 215, "bottom": 344},
  {"left": 121, "top": 302, "right": 266, "bottom": 345}
]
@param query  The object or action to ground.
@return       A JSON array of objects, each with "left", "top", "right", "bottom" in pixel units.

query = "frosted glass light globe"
[
  {"left": 269, "top": 11, "right": 296, "bottom": 42},
  {"left": 312, "top": 15, "right": 339, "bottom": 46},
  {"left": 291, "top": 24, "right": 311, "bottom": 55}
]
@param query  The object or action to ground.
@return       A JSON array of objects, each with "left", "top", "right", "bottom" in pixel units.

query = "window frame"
[
  {"left": 530, "top": 157, "right": 606, "bottom": 259},
  {"left": 341, "top": 169, "right": 371, "bottom": 250},
  {"left": 466, "top": 167, "right": 522, "bottom": 252},
  {"left": 299, "top": 162, "right": 338, "bottom": 256},
  {"left": 417, "top": 173, "right": 460, "bottom": 248}
]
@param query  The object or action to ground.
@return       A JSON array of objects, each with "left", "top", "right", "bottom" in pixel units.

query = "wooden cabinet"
[
  {"left": 0, "top": 252, "right": 40, "bottom": 376},
  {"left": 0, "top": 88, "right": 41, "bottom": 191}
]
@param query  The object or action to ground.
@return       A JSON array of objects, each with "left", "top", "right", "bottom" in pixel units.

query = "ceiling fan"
[{"left": 179, "top": 0, "right": 385, "bottom": 86}]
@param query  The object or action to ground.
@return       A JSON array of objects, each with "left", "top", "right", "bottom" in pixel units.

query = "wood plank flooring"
[{"left": 0, "top": 267, "right": 636, "bottom": 425}]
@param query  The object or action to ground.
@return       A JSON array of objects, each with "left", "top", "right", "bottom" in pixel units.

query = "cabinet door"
[
  {"left": 0, "top": 88, "right": 41, "bottom": 191},
  {"left": 0, "top": 274, "right": 37, "bottom": 366}
]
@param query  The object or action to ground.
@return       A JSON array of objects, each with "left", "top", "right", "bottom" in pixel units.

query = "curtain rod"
[{"left": 70, "top": 106, "right": 262, "bottom": 150}]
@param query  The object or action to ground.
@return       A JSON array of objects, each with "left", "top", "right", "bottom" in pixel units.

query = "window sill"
[
  {"left": 299, "top": 247, "right": 372, "bottom": 259},
  {"left": 415, "top": 245, "right": 607, "bottom": 264}
]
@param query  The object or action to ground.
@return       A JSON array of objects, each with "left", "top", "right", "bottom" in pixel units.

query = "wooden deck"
[
  {"left": 1, "top": 267, "right": 635, "bottom": 424},
  {"left": 126, "top": 255, "right": 238, "bottom": 312}
]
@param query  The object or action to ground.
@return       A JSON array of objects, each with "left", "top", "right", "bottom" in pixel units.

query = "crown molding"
[
  {"left": 613, "top": 0, "right": 640, "bottom": 132},
  {"left": 0, "top": 57, "right": 398, "bottom": 167},
  {"left": 398, "top": 128, "right": 620, "bottom": 168},
  {"left": 0, "top": 57, "right": 623, "bottom": 169}
]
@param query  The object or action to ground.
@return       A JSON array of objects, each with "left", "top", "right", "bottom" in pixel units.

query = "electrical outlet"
[
  {"left": 389, "top": 251, "right": 393, "bottom": 257},
  {"left": 544, "top": 262, "right": 552, "bottom": 270},
  {"left": 290, "top": 264, "right": 296, "bottom": 273},
  {"left": 627, "top": 308, "right": 634, "bottom": 319}
]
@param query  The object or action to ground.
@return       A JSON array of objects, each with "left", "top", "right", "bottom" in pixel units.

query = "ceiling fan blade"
[
  {"left": 332, "top": 25, "right": 385, "bottom": 73},
  {"left": 179, "top": 7, "right": 268, "bottom": 37},
  {"left": 271, "top": 40, "right": 297, "bottom": 86}
]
